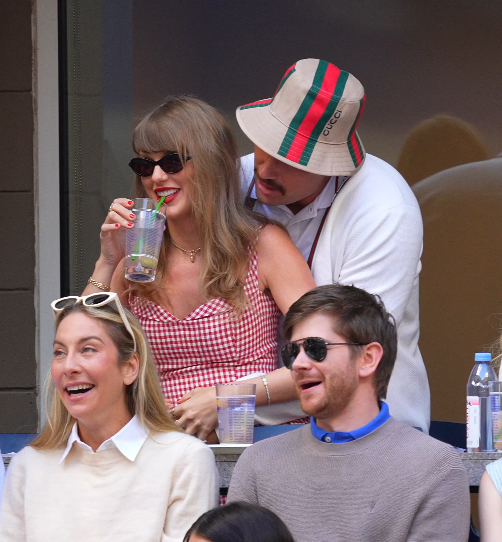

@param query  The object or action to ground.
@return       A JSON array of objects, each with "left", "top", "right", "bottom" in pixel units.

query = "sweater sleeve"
[
  {"left": 227, "top": 448, "right": 260, "bottom": 505},
  {"left": 162, "top": 440, "right": 218, "bottom": 542},
  {"left": 0, "top": 452, "right": 27, "bottom": 542},
  {"left": 407, "top": 461, "right": 470, "bottom": 541}
]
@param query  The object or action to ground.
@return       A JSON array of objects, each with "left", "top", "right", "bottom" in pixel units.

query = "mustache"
[{"left": 254, "top": 171, "right": 286, "bottom": 196}]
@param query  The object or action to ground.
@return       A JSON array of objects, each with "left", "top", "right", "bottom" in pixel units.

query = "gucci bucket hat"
[{"left": 236, "top": 59, "right": 366, "bottom": 176}]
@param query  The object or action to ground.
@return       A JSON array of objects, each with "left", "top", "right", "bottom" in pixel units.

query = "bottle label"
[{"left": 467, "top": 396, "right": 480, "bottom": 448}]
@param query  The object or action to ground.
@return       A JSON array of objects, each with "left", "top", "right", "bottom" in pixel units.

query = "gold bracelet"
[
  {"left": 87, "top": 277, "right": 111, "bottom": 292},
  {"left": 261, "top": 376, "right": 271, "bottom": 405}
]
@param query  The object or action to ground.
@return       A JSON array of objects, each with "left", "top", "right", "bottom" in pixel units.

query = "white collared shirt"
[
  {"left": 239, "top": 153, "right": 348, "bottom": 260},
  {"left": 59, "top": 414, "right": 148, "bottom": 464}
]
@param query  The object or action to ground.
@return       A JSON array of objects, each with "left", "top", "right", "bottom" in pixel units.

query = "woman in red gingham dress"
[
  {"left": 129, "top": 245, "right": 279, "bottom": 407},
  {"left": 84, "top": 96, "right": 315, "bottom": 442}
]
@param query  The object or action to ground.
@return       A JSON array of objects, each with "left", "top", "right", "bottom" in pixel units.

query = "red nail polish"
[
  {"left": 129, "top": 214, "right": 135, "bottom": 219},
  {"left": 128, "top": 200, "right": 133, "bottom": 205},
  {"left": 127, "top": 222, "right": 133, "bottom": 227},
  {"left": 115, "top": 223, "right": 120, "bottom": 228}
]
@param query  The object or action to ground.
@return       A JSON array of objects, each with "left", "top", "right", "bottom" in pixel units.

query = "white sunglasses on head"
[{"left": 51, "top": 292, "right": 137, "bottom": 352}]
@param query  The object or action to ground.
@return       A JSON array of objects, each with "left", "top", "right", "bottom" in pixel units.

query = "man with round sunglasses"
[
  {"left": 237, "top": 58, "right": 429, "bottom": 433},
  {"left": 228, "top": 284, "right": 469, "bottom": 542}
]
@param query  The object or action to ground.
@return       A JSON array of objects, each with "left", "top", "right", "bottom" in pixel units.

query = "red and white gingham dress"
[{"left": 129, "top": 248, "right": 281, "bottom": 405}]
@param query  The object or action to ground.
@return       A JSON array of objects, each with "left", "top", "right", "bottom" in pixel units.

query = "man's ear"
[
  {"left": 357, "top": 342, "right": 383, "bottom": 379},
  {"left": 123, "top": 353, "right": 140, "bottom": 386}
]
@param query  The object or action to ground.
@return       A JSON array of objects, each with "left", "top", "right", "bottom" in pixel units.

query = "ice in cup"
[
  {"left": 125, "top": 198, "right": 166, "bottom": 282},
  {"left": 216, "top": 383, "right": 256, "bottom": 444}
]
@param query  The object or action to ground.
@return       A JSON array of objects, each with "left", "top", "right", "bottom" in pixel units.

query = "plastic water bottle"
[{"left": 467, "top": 352, "right": 496, "bottom": 452}]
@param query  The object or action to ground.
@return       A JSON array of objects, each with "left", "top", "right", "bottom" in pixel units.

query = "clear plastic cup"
[
  {"left": 216, "top": 383, "right": 256, "bottom": 444},
  {"left": 490, "top": 381, "right": 502, "bottom": 450},
  {"left": 125, "top": 198, "right": 166, "bottom": 282}
]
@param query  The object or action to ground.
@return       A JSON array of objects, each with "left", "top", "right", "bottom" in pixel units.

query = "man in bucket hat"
[{"left": 237, "top": 58, "right": 429, "bottom": 432}]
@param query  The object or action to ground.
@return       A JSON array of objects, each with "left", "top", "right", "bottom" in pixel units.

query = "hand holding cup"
[{"left": 99, "top": 198, "right": 136, "bottom": 268}]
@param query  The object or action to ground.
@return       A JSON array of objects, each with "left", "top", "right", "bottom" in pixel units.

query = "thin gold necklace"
[{"left": 170, "top": 238, "right": 201, "bottom": 263}]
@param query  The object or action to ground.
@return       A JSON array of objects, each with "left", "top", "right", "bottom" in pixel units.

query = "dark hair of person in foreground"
[{"left": 184, "top": 502, "right": 295, "bottom": 542}]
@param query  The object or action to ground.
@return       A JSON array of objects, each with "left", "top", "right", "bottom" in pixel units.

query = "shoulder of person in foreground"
[
  {"left": 0, "top": 445, "right": 53, "bottom": 541},
  {"left": 413, "top": 155, "right": 502, "bottom": 206},
  {"left": 146, "top": 431, "right": 219, "bottom": 540},
  {"left": 479, "top": 458, "right": 502, "bottom": 542},
  {"left": 351, "top": 154, "right": 420, "bottom": 209},
  {"left": 146, "top": 430, "right": 218, "bottom": 469},
  {"left": 390, "top": 420, "right": 464, "bottom": 468},
  {"left": 390, "top": 422, "right": 470, "bottom": 541},
  {"left": 227, "top": 426, "right": 305, "bottom": 504}
]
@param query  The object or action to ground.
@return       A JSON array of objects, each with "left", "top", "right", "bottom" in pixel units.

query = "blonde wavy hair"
[
  {"left": 31, "top": 302, "right": 180, "bottom": 450},
  {"left": 130, "top": 95, "right": 269, "bottom": 311}
]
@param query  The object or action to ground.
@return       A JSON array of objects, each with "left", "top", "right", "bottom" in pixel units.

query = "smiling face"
[
  {"left": 254, "top": 146, "right": 330, "bottom": 212},
  {"left": 138, "top": 151, "right": 195, "bottom": 222},
  {"left": 51, "top": 312, "right": 137, "bottom": 432},
  {"left": 290, "top": 312, "right": 360, "bottom": 425}
]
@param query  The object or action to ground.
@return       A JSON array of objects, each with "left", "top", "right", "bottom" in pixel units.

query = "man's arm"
[
  {"left": 336, "top": 201, "right": 423, "bottom": 326},
  {"left": 407, "top": 462, "right": 470, "bottom": 541}
]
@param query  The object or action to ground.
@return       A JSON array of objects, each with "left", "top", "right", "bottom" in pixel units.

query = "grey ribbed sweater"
[{"left": 228, "top": 418, "right": 470, "bottom": 542}]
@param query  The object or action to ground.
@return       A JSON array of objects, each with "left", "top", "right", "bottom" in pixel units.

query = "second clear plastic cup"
[
  {"left": 216, "top": 383, "right": 256, "bottom": 444},
  {"left": 490, "top": 381, "right": 502, "bottom": 450},
  {"left": 125, "top": 198, "right": 166, "bottom": 282}
]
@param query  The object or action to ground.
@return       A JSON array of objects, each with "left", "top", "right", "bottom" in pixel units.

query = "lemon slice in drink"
[{"left": 139, "top": 256, "right": 158, "bottom": 268}]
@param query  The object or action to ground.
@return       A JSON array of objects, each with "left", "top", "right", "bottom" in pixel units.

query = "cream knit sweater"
[{"left": 0, "top": 431, "right": 218, "bottom": 542}]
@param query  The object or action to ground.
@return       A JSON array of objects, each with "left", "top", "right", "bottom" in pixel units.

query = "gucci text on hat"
[{"left": 236, "top": 59, "right": 366, "bottom": 177}]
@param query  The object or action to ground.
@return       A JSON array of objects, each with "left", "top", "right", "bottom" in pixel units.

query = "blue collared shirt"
[{"left": 310, "top": 402, "right": 391, "bottom": 443}]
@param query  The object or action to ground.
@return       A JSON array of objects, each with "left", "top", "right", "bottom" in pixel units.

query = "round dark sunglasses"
[
  {"left": 281, "top": 337, "right": 369, "bottom": 369},
  {"left": 128, "top": 153, "right": 191, "bottom": 177}
]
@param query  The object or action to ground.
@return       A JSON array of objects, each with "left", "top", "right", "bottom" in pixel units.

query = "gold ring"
[
  {"left": 170, "top": 408, "right": 176, "bottom": 417},
  {"left": 109, "top": 203, "right": 114, "bottom": 213}
]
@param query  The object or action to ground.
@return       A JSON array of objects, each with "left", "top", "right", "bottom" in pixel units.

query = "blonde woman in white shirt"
[{"left": 0, "top": 293, "right": 218, "bottom": 542}]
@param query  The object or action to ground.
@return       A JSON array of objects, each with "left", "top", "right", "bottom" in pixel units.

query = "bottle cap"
[{"left": 475, "top": 352, "right": 492, "bottom": 362}]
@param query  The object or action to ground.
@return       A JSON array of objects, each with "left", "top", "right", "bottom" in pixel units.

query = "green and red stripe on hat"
[{"left": 236, "top": 58, "right": 366, "bottom": 177}]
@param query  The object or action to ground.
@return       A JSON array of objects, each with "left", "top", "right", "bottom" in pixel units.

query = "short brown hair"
[{"left": 283, "top": 284, "right": 397, "bottom": 399}]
